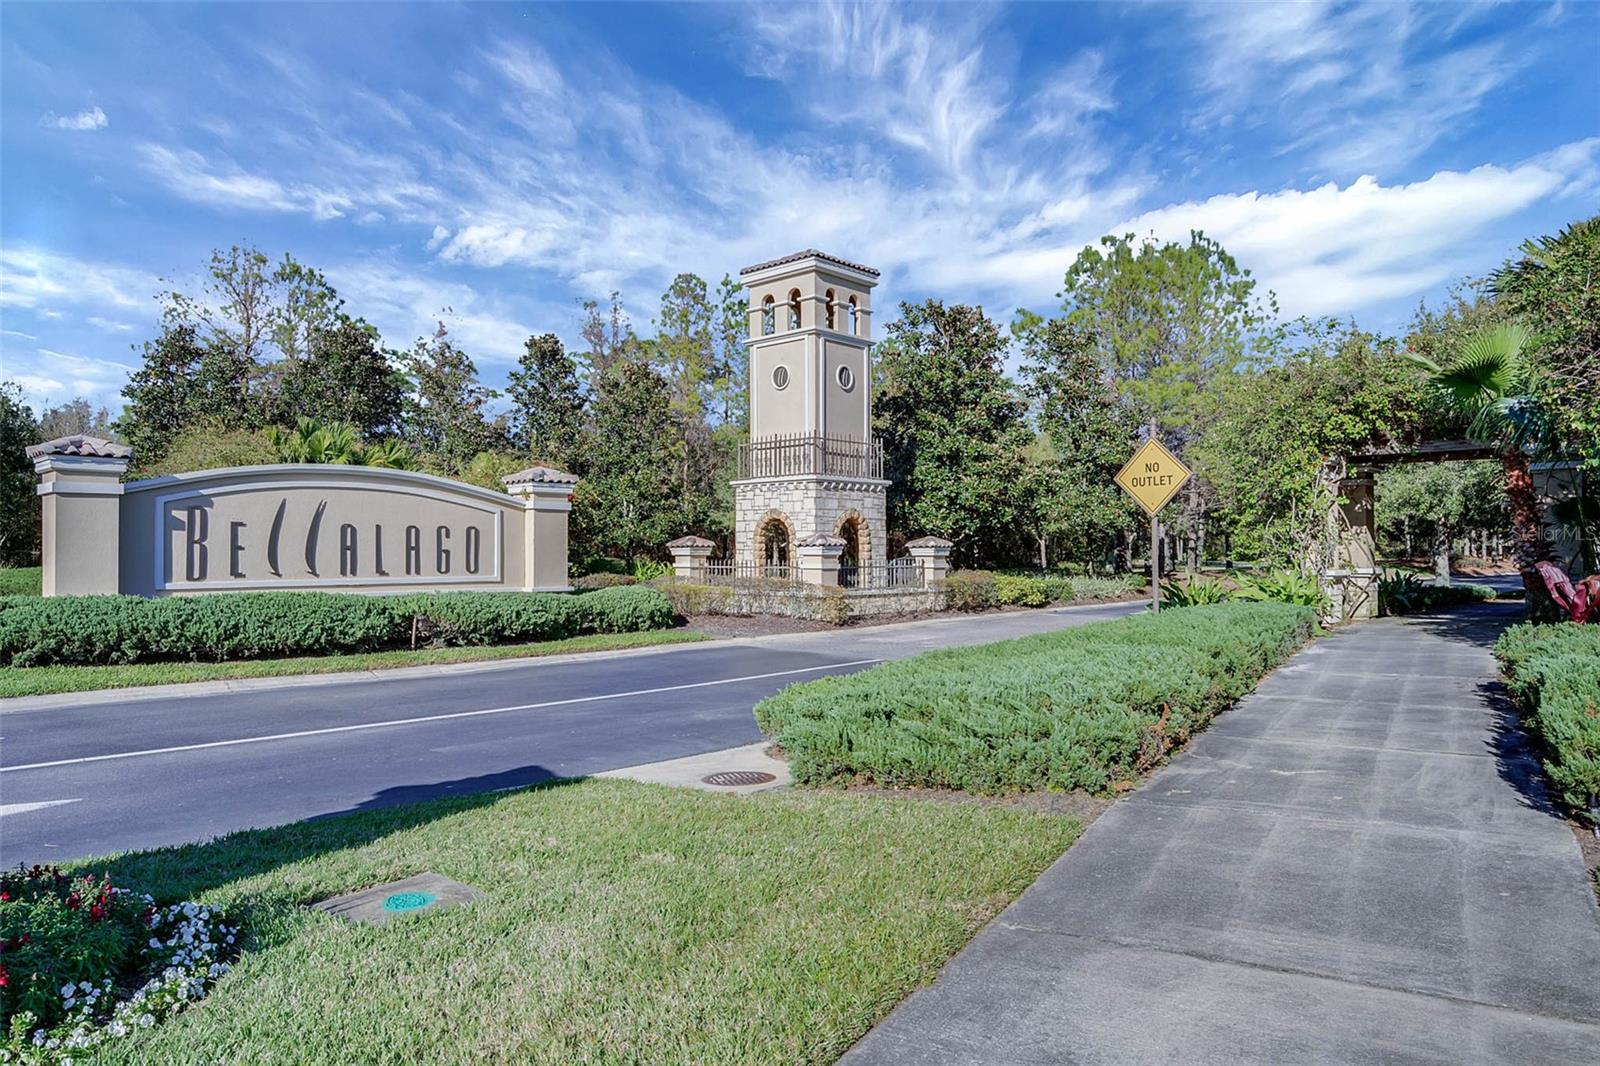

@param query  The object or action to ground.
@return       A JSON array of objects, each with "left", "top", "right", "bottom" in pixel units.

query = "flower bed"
[{"left": 1, "top": 865, "right": 236, "bottom": 1064}]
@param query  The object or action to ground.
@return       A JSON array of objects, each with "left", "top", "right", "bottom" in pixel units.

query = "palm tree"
[{"left": 1406, "top": 321, "right": 1553, "bottom": 589}]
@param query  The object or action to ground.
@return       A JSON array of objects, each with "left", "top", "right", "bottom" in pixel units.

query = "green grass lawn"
[
  {"left": 79, "top": 778, "right": 1079, "bottom": 1065},
  {"left": 0, "top": 629, "right": 708, "bottom": 698},
  {"left": 0, "top": 566, "right": 41, "bottom": 596}
]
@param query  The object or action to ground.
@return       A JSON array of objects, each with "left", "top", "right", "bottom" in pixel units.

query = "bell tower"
[{"left": 732, "top": 250, "right": 887, "bottom": 579}]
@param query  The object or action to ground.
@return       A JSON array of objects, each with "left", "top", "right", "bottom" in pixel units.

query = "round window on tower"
[
  {"left": 836, "top": 364, "right": 855, "bottom": 391},
  {"left": 772, "top": 365, "right": 790, "bottom": 390}
]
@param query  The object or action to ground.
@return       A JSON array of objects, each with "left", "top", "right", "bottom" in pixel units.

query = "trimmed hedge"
[
  {"left": 1495, "top": 623, "right": 1600, "bottom": 819},
  {"left": 995, "top": 572, "right": 1141, "bottom": 606},
  {"left": 0, "top": 587, "right": 674, "bottom": 667},
  {"left": 755, "top": 601, "right": 1315, "bottom": 795}
]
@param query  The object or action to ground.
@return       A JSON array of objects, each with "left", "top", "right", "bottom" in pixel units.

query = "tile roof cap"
[
  {"left": 501, "top": 465, "right": 579, "bottom": 486},
  {"left": 739, "top": 249, "right": 879, "bottom": 278},
  {"left": 26, "top": 434, "right": 133, "bottom": 460}
]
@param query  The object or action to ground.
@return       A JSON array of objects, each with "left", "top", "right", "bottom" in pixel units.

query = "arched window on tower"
[
  {"left": 847, "top": 295, "right": 859, "bottom": 336},
  {"left": 787, "top": 289, "right": 802, "bottom": 331},
  {"left": 824, "top": 289, "right": 836, "bottom": 330},
  {"left": 761, "top": 295, "right": 775, "bottom": 336}
]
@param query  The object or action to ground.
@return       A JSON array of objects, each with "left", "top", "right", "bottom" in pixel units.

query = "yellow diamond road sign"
[{"left": 1115, "top": 438, "right": 1192, "bottom": 516}]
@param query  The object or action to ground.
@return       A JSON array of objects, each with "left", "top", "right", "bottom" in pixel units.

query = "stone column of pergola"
[
  {"left": 667, "top": 536, "right": 716, "bottom": 581},
  {"left": 905, "top": 536, "right": 954, "bottom": 589},
  {"left": 26, "top": 435, "right": 132, "bottom": 596}
]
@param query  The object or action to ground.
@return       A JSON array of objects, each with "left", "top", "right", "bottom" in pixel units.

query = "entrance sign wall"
[{"left": 26, "top": 435, "right": 577, "bottom": 597}]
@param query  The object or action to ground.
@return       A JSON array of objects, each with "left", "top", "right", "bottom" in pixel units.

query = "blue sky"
[{"left": 2, "top": 1, "right": 1597, "bottom": 414}]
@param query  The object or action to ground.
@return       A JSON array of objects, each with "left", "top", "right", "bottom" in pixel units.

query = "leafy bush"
[
  {"left": 1233, "top": 570, "right": 1331, "bottom": 612},
  {"left": 995, "top": 574, "right": 1050, "bottom": 607},
  {"left": 756, "top": 602, "right": 1315, "bottom": 795},
  {"left": 1, "top": 865, "right": 236, "bottom": 1061},
  {"left": 1161, "top": 578, "right": 1232, "bottom": 607},
  {"left": 1379, "top": 571, "right": 1496, "bottom": 615},
  {"left": 1063, "top": 574, "right": 1144, "bottom": 601},
  {"left": 572, "top": 573, "right": 637, "bottom": 589},
  {"left": 631, "top": 560, "right": 673, "bottom": 582},
  {"left": 942, "top": 570, "right": 997, "bottom": 611},
  {"left": 0, "top": 568, "right": 40, "bottom": 597},
  {"left": 0, "top": 593, "right": 404, "bottom": 667},
  {"left": 650, "top": 580, "right": 736, "bottom": 617},
  {"left": 0, "top": 588, "right": 675, "bottom": 667},
  {"left": 1495, "top": 623, "right": 1600, "bottom": 819}
]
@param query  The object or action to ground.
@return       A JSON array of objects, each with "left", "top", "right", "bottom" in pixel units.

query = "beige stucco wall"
[
  {"left": 109, "top": 465, "right": 568, "bottom": 597},
  {"left": 750, "top": 335, "right": 809, "bottom": 438},
  {"left": 822, "top": 338, "right": 869, "bottom": 439}
]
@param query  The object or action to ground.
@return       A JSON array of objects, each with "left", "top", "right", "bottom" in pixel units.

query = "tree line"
[{"left": 1, "top": 218, "right": 1594, "bottom": 575}]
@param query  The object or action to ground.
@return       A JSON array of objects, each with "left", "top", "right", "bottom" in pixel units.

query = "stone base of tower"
[{"left": 732, "top": 475, "right": 889, "bottom": 570}]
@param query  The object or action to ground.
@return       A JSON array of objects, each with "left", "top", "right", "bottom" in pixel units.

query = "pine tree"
[
  {"left": 507, "top": 332, "right": 586, "bottom": 467},
  {"left": 402, "top": 326, "right": 504, "bottom": 474}
]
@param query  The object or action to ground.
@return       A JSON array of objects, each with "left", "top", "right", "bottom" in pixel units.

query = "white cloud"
[
  {"left": 1185, "top": 1, "right": 1527, "bottom": 173},
  {"left": 0, "top": 247, "right": 158, "bottom": 313},
  {"left": 11, "top": 349, "right": 138, "bottom": 409},
  {"left": 87, "top": 316, "right": 135, "bottom": 333},
  {"left": 1092, "top": 141, "right": 1599, "bottom": 318},
  {"left": 40, "top": 106, "right": 108, "bottom": 131}
]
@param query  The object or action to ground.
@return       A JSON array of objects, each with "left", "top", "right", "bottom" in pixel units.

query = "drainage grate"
[
  {"left": 701, "top": 770, "right": 777, "bottom": 787},
  {"left": 383, "top": 891, "right": 437, "bottom": 913}
]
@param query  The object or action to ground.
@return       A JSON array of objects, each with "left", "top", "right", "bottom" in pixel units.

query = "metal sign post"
[{"left": 1114, "top": 434, "right": 1192, "bottom": 613}]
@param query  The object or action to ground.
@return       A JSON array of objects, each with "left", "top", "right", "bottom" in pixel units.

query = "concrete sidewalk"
[{"left": 844, "top": 604, "right": 1600, "bottom": 1065}]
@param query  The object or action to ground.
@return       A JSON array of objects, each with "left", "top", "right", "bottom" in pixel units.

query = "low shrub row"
[
  {"left": 0, "top": 586, "right": 674, "bottom": 667},
  {"left": 1161, "top": 570, "right": 1331, "bottom": 612},
  {"left": 949, "top": 571, "right": 1144, "bottom": 611},
  {"left": 755, "top": 601, "right": 1315, "bottom": 794},
  {"left": 1494, "top": 623, "right": 1600, "bottom": 820}
]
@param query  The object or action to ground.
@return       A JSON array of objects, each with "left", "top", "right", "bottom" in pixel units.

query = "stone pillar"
[
  {"left": 502, "top": 466, "right": 579, "bottom": 592},
  {"left": 1325, "top": 474, "right": 1378, "bottom": 622},
  {"left": 795, "top": 534, "right": 845, "bottom": 586},
  {"left": 667, "top": 535, "right": 716, "bottom": 580},
  {"left": 905, "top": 536, "right": 954, "bottom": 589},
  {"left": 27, "top": 436, "right": 133, "bottom": 597}
]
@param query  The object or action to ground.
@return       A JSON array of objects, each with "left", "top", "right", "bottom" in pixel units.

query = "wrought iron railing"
[{"left": 737, "top": 433, "right": 884, "bottom": 480}]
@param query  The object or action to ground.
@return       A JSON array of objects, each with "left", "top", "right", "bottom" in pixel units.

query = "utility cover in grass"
[{"left": 312, "top": 872, "right": 482, "bottom": 926}]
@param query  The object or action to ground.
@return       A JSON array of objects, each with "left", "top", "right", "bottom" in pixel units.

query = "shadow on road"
[{"left": 1398, "top": 600, "right": 1524, "bottom": 651}]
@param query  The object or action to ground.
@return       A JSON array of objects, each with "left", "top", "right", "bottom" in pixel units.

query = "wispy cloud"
[
  {"left": 40, "top": 105, "right": 107, "bottom": 131},
  {"left": 1185, "top": 1, "right": 1526, "bottom": 173},
  {"left": 0, "top": 247, "right": 158, "bottom": 313}
]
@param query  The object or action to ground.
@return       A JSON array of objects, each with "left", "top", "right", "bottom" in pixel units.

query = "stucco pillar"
[
  {"left": 905, "top": 536, "right": 953, "bottom": 589},
  {"left": 503, "top": 466, "right": 578, "bottom": 592},
  {"left": 667, "top": 535, "right": 716, "bottom": 580},
  {"left": 27, "top": 436, "right": 132, "bottom": 597},
  {"left": 795, "top": 534, "right": 844, "bottom": 586},
  {"left": 1326, "top": 474, "right": 1379, "bottom": 623}
]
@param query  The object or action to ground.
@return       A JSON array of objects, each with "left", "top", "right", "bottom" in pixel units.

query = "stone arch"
[
  {"left": 754, "top": 508, "right": 796, "bottom": 573},
  {"left": 787, "top": 288, "right": 802, "bottom": 330},
  {"left": 835, "top": 508, "right": 871, "bottom": 585}
]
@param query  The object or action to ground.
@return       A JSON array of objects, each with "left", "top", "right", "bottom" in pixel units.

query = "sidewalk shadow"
[
  {"left": 82, "top": 765, "right": 582, "bottom": 902},
  {"left": 1480, "top": 679, "right": 1563, "bottom": 820},
  {"left": 1400, "top": 601, "right": 1524, "bottom": 651}
]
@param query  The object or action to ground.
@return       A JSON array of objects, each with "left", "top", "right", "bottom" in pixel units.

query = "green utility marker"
[{"left": 312, "top": 873, "right": 482, "bottom": 926}]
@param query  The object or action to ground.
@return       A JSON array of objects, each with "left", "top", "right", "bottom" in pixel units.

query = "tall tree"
[
  {"left": 402, "top": 325, "right": 504, "bottom": 473},
  {"left": 278, "top": 319, "right": 405, "bottom": 438},
  {"left": 0, "top": 382, "right": 40, "bottom": 566},
  {"left": 873, "top": 300, "right": 1034, "bottom": 566},
  {"left": 1490, "top": 215, "right": 1600, "bottom": 468},
  {"left": 1016, "top": 313, "right": 1141, "bottom": 569},
  {"left": 571, "top": 361, "right": 690, "bottom": 563},
  {"left": 1059, "top": 231, "right": 1276, "bottom": 441},
  {"left": 37, "top": 398, "right": 115, "bottom": 442},
  {"left": 1407, "top": 322, "right": 1555, "bottom": 586},
  {"left": 116, "top": 323, "right": 208, "bottom": 465},
  {"left": 711, "top": 274, "right": 749, "bottom": 427},
  {"left": 579, "top": 291, "right": 643, "bottom": 387},
  {"left": 1196, "top": 321, "right": 1430, "bottom": 570},
  {"left": 506, "top": 332, "right": 586, "bottom": 467},
  {"left": 654, "top": 273, "right": 715, "bottom": 423}
]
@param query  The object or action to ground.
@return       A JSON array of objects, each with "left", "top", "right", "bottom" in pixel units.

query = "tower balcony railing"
[{"left": 737, "top": 433, "right": 884, "bottom": 480}]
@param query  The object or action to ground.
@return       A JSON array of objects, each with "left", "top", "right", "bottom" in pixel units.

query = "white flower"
[
  {"left": 138, "top": 1014, "right": 154, "bottom": 1028},
  {"left": 60, "top": 984, "right": 76, "bottom": 997}
]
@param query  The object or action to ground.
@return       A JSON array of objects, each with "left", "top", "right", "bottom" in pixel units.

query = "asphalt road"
[{"left": 0, "top": 602, "right": 1141, "bottom": 863}]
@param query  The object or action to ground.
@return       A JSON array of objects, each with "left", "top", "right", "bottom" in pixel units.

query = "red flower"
[
  {"left": 89, "top": 904, "right": 106, "bottom": 921},
  {"left": 0, "top": 966, "right": 9, "bottom": 988},
  {"left": 0, "top": 891, "right": 9, "bottom": 902},
  {"left": 66, "top": 893, "right": 82, "bottom": 910}
]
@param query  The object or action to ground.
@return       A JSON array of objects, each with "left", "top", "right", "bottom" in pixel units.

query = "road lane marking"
[
  {"left": 0, "top": 798, "right": 82, "bottom": 816},
  {"left": 1, "top": 659, "right": 883, "bottom": 773}
]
